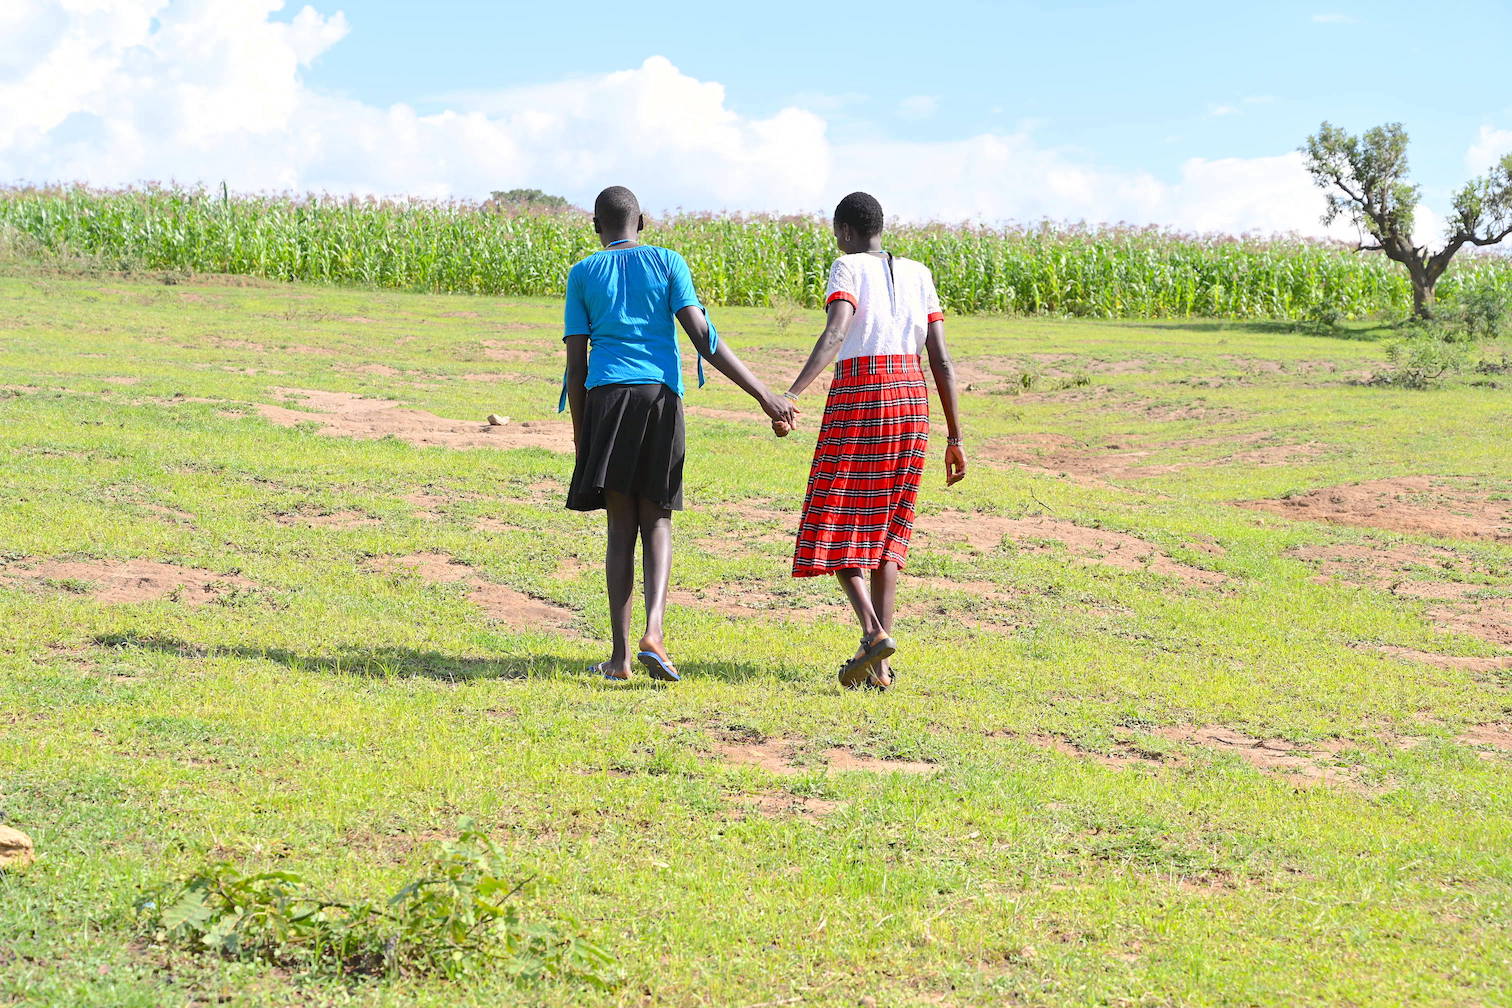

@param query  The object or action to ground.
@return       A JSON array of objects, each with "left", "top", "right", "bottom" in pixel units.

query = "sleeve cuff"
[
  {"left": 826, "top": 291, "right": 857, "bottom": 307},
  {"left": 926, "top": 311, "right": 945, "bottom": 324}
]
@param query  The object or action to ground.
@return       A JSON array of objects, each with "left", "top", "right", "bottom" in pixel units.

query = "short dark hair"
[
  {"left": 833, "top": 191, "right": 884, "bottom": 237},
  {"left": 594, "top": 186, "right": 641, "bottom": 231}
]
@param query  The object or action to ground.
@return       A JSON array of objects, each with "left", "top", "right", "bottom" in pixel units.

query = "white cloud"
[
  {"left": 0, "top": 0, "right": 1450, "bottom": 243},
  {"left": 1207, "top": 104, "right": 1238, "bottom": 118},
  {"left": 1467, "top": 125, "right": 1512, "bottom": 174},
  {"left": 1311, "top": 13, "right": 1357, "bottom": 23},
  {"left": 897, "top": 95, "right": 938, "bottom": 120}
]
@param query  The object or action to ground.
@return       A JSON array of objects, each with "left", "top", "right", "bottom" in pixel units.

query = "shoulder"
[{"left": 568, "top": 254, "right": 599, "bottom": 277}]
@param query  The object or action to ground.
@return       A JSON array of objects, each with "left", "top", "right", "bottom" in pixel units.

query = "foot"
[
  {"left": 866, "top": 659, "right": 895, "bottom": 691},
  {"left": 839, "top": 629, "right": 895, "bottom": 689},
  {"left": 636, "top": 635, "right": 681, "bottom": 682},
  {"left": 592, "top": 659, "right": 632, "bottom": 681}
]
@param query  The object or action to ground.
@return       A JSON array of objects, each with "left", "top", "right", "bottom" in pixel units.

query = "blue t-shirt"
[{"left": 563, "top": 245, "right": 700, "bottom": 397}]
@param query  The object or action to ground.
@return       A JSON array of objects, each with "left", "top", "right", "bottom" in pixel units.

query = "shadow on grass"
[
  {"left": 90, "top": 631, "right": 786, "bottom": 684},
  {"left": 1105, "top": 318, "right": 1394, "bottom": 342}
]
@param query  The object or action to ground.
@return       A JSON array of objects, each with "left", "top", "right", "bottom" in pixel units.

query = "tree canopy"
[{"left": 1302, "top": 122, "right": 1512, "bottom": 318}]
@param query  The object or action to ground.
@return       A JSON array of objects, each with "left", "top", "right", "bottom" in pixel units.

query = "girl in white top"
[{"left": 778, "top": 192, "right": 967, "bottom": 691}]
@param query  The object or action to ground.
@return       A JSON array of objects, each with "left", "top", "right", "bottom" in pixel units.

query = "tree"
[
  {"left": 1302, "top": 122, "right": 1512, "bottom": 319},
  {"left": 483, "top": 188, "right": 575, "bottom": 213}
]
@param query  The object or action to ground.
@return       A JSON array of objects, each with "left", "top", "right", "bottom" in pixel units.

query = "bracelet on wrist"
[
  {"left": 946, "top": 435, "right": 963, "bottom": 446},
  {"left": 782, "top": 391, "right": 800, "bottom": 402}
]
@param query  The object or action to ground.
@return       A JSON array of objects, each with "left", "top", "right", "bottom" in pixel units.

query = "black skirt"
[{"left": 567, "top": 383, "right": 685, "bottom": 512}]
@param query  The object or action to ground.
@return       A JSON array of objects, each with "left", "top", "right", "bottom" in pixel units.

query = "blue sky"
[
  {"left": 288, "top": 0, "right": 1512, "bottom": 205},
  {"left": 6, "top": 0, "right": 1512, "bottom": 235}
]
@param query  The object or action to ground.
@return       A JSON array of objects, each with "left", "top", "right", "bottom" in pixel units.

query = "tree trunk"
[{"left": 1411, "top": 275, "right": 1436, "bottom": 320}]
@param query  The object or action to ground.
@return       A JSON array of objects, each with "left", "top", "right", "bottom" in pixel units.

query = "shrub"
[
  {"left": 1375, "top": 328, "right": 1469, "bottom": 388},
  {"left": 135, "top": 819, "right": 617, "bottom": 988},
  {"left": 1453, "top": 280, "right": 1511, "bottom": 339}
]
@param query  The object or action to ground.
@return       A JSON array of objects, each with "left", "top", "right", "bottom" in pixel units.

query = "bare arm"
[
  {"left": 564, "top": 334, "right": 589, "bottom": 450},
  {"left": 675, "top": 306, "right": 796, "bottom": 426},
  {"left": 786, "top": 300, "right": 854, "bottom": 398},
  {"left": 925, "top": 320, "right": 966, "bottom": 486}
]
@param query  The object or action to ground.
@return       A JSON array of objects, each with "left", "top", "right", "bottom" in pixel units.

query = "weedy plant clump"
[{"left": 135, "top": 819, "right": 617, "bottom": 989}]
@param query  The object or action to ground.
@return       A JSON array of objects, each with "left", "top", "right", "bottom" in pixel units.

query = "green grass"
[
  {"left": 5, "top": 184, "right": 1511, "bottom": 318},
  {"left": 0, "top": 271, "right": 1509, "bottom": 1007}
]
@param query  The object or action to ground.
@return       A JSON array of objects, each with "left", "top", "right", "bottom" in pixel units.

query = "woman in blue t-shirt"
[{"left": 562, "top": 186, "right": 797, "bottom": 682}]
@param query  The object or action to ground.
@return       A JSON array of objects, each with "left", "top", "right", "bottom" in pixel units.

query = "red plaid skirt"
[{"left": 792, "top": 355, "right": 929, "bottom": 577}]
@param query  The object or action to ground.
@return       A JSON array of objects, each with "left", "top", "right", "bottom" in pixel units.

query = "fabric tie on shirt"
[{"left": 559, "top": 308, "right": 718, "bottom": 413}]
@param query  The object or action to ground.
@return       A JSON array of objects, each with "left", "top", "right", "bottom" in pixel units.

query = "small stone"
[
  {"left": 486, "top": 414, "right": 508, "bottom": 426},
  {"left": 859, "top": 998, "right": 878, "bottom": 1008},
  {"left": 0, "top": 825, "right": 35, "bottom": 869}
]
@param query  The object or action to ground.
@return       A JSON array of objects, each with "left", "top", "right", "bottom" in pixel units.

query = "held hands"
[
  {"left": 761, "top": 390, "right": 799, "bottom": 437},
  {"left": 945, "top": 443, "right": 967, "bottom": 486}
]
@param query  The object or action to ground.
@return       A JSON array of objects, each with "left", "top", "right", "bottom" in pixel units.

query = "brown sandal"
[{"left": 838, "top": 633, "right": 896, "bottom": 690}]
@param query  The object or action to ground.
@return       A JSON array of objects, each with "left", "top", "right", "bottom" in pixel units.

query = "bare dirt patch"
[
  {"left": 367, "top": 552, "right": 577, "bottom": 634},
  {"left": 273, "top": 509, "right": 381, "bottom": 529},
  {"left": 255, "top": 388, "right": 571, "bottom": 453},
  {"left": 1240, "top": 477, "right": 1512, "bottom": 542},
  {"left": 1151, "top": 726, "right": 1358, "bottom": 788},
  {"left": 979, "top": 431, "right": 1318, "bottom": 485},
  {"left": 918, "top": 512, "right": 1232, "bottom": 589},
  {"left": 349, "top": 363, "right": 403, "bottom": 377},
  {"left": 1373, "top": 646, "right": 1512, "bottom": 674},
  {"left": 0, "top": 559, "right": 255, "bottom": 606},
  {"left": 711, "top": 737, "right": 935, "bottom": 776},
  {"left": 554, "top": 556, "right": 589, "bottom": 581},
  {"left": 1025, "top": 733, "right": 1171, "bottom": 769},
  {"left": 1456, "top": 723, "right": 1512, "bottom": 759},
  {"left": 728, "top": 792, "right": 846, "bottom": 820},
  {"left": 213, "top": 339, "right": 337, "bottom": 357},
  {"left": 1294, "top": 539, "right": 1511, "bottom": 647},
  {"left": 668, "top": 584, "right": 838, "bottom": 621}
]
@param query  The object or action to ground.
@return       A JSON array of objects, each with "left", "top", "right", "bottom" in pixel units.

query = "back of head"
[
  {"left": 594, "top": 186, "right": 641, "bottom": 233},
  {"left": 834, "top": 191, "right": 885, "bottom": 237}
]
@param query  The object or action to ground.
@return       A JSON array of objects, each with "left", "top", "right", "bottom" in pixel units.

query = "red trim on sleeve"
[
  {"left": 926, "top": 311, "right": 945, "bottom": 324},
  {"left": 826, "top": 291, "right": 857, "bottom": 307}
]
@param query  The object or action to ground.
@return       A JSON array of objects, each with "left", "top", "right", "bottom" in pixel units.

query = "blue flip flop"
[
  {"left": 637, "top": 651, "right": 682, "bottom": 682},
  {"left": 591, "top": 661, "right": 630, "bottom": 682}
]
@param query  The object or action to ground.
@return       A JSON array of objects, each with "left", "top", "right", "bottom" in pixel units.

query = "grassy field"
[{"left": 0, "top": 270, "right": 1509, "bottom": 1007}]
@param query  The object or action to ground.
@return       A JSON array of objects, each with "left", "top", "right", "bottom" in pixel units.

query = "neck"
[
  {"left": 600, "top": 233, "right": 639, "bottom": 249},
  {"left": 841, "top": 236, "right": 884, "bottom": 254}
]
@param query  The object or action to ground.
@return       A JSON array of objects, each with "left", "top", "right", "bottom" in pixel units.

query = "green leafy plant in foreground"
[{"left": 135, "top": 819, "right": 617, "bottom": 989}]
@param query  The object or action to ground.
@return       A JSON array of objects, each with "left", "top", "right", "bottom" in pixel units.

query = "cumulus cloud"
[
  {"left": 1467, "top": 125, "right": 1512, "bottom": 173},
  {"left": 0, "top": 0, "right": 1425, "bottom": 239}
]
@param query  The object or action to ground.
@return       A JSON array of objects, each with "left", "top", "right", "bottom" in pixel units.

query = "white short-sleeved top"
[{"left": 825, "top": 252, "right": 944, "bottom": 362}]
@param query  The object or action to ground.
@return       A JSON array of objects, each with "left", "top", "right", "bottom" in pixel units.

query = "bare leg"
[
  {"left": 637, "top": 497, "right": 673, "bottom": 661},
  {"left": 835, "top": 567, "right": 885, "bottom": 650},
  {"left": 600, "top": 491, "right": 639, "bottom": 679},
  {"left": 869, "top": 562, "right": 900, "bottom": 686}
]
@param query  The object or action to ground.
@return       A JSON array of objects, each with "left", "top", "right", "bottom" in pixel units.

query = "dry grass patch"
[
  {"left": 1240, "top": 476, "right": 1512, "bottom": 542},
  {"left": 0, "top": 558, "right": 255, "bottom": 606},
  {"left": 255, "top": 388, "right": 570, "bottom": 452}
]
